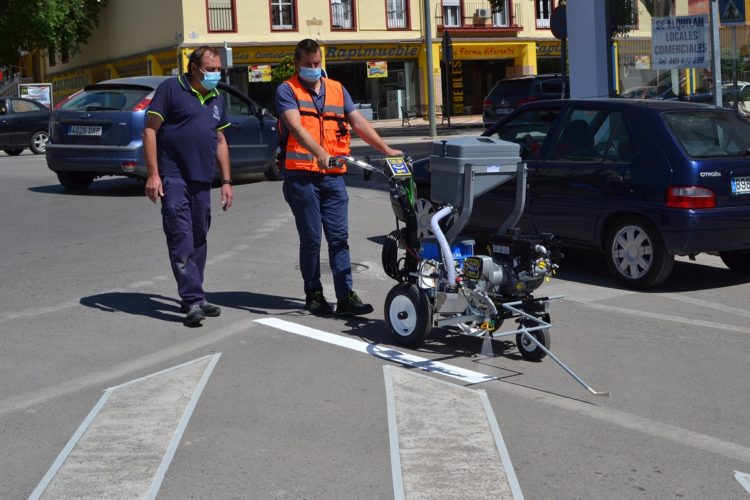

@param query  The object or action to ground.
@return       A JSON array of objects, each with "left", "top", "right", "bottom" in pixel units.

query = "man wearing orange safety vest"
[{"left": 276, "top": 38, "right": 403, "bottom": 317}]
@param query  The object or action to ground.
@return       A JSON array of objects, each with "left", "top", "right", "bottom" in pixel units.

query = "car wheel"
[
  {"left": 264, "top": 146, "right": 282, "bottom": 181},
  {"left": 57, "top": 172, "right": 95, "bottom": 190},
  {"left": 3, "top": 148, "right": 23, "bottom": 156},
  {"left": 29, "top": 131, "right": 49, "bottom": 154},
  {"left": 719, "top": 249, "right": 750, "bottom": 273},
  {"left": 605, "top": 216, "right": 674, "bottom": 289}
]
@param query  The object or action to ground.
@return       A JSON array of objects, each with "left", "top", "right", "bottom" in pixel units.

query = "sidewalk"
[{"left": 363, "top": 114, "right": 484, "bottom": 139}]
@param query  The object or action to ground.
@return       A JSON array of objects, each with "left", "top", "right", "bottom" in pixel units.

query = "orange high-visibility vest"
[{"left": 282, "top": 75, "right": 351, "bottom": 174}]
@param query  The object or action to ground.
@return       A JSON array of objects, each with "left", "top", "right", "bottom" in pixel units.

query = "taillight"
[
  {"left": 667, "top": 186, "right": 716, "bottom": 208},
  {"left": 483, "top": 99, "right": 492, "bottom": 109},
  {"left": 54, "top": 89, "right": 83, "bottom": 109},
  {"left": 131, "top": 91, "right": 155, "bottom": 111},
  {"left": 517, "top": 96, "right": 539, "bottom": 106}
]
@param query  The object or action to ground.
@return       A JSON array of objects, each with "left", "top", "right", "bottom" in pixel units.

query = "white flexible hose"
[{"left": 430, "top": 205, "right": 456, "bottom": 286}]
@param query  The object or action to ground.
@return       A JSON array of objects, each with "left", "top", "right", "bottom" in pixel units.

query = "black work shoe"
[
  {"left": 184, "top": 304, "right": 206, "bottom": 326},
  {"left": 305, "top": 290, "right": 333, "bottom": 316},
  {"left": 335, "top": 291, "right": 374, "bottom": 317},
  {"left": 181, "top": 301, "right": 221, "bottom": 317}
]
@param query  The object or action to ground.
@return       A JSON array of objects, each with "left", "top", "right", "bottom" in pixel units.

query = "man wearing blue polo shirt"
[{"left": 143, "top": 45, "right": 233, "bottom": 326}]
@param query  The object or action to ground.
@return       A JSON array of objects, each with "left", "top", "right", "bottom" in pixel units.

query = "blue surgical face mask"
[
  {"left": 199, "top": 68, "right": 221, "bottom": 90},
  {"left": 299, "top": 66, "right": 322, "bottom": 83}
]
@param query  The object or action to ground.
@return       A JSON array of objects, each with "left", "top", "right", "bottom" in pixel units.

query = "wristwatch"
[{"left": 222, "top": 179, "right": 232, "bottom": 185}]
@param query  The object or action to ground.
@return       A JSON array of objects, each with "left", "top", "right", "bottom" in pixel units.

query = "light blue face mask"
[
  {"left": 199, "top": 69, "right": 221, "bottom": 90},
  {"left": 299, "top": 66, "right": 322, "bottom": 83}
]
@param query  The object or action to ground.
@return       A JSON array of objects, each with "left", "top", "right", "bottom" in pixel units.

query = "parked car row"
[
  {"left": 413, "top": 98, "right": 750, "bottom": 289},
  {"left": 0, "top": 97, "right": 50, "bottom": 156},
  {"left": 45, "top": 76, "right": 280, "bottom": 190},
  {"left": 482, "top": 74, "right": 569, "bottom": 127}
]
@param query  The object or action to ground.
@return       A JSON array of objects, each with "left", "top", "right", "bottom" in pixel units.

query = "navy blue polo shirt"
[{"left": 147, "top": 75, "right": 230, "bottom": 183}]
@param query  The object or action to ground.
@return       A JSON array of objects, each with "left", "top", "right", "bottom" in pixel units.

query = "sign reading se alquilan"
[{"left": 651, "top": 15, "right": 709, "bottom": 69}]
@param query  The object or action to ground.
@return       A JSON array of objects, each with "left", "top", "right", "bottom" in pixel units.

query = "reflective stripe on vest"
[{"left": 283, "top": 75, "right": 351, "bottom": 174}]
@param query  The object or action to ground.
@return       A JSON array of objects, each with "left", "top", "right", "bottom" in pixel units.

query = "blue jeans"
[
  {"left": 283, "top": 175, "right": 352, "bottom": 300},
  {"left": 161, "top": 176, "right": 211, "bottom": 307}
]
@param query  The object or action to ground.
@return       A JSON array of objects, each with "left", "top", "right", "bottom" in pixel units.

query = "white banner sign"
[{"left": 652, "top": 15, "right": 709, "bottom": 69}]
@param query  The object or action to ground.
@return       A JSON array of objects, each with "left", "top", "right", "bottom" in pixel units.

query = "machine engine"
[{"left": 462, "top": 231, "right": 561, "bottom": 298}]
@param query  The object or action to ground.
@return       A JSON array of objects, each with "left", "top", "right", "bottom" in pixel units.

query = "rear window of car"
[
  {"left": 489, "top": 80, "right": 534, "bottom": 98},
  {"left": 663, "top": 110, "right": 750, "bottom": 158},
  {"left": 60, "top": 88, "right": 152, "bottom": 112}
]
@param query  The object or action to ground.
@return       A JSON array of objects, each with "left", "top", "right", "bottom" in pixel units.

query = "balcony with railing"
[{"left": 436, "top": 2, "right": 522, "bottom": 33}]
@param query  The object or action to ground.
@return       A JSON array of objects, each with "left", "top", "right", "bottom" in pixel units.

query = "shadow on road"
[
  {"left": 30, "top": 178, "right": 144, "bottom": 197},
  {"left": 80, "top": 292, "right": 184, "bottom": 323}
]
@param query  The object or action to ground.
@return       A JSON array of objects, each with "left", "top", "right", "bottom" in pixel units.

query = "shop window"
[
  {"left": 48, "top": 49, "right": 56, "bottom": 67},
  {"left": 492, "top": 0, "right": 510, "bottom": 27},
  {"left": 61, "top": 45, "right": 69, "bottom": 64},
  {"left": 271, "top": 0, "right": 296, "bottom": 30},
  {"left": 386, "top": 0, "right": 409, "bottom": 29},
  {"left": 442, "top": 0, "right": 460, "bottom": 27},
  {"left": 331, "top": 0, "right": 355, "bottom": 29},
  {"left": 536, "top": 0, "right": 553, "bottom": 29},
  {"left": 207, "top": 0, "right": 236, "bottom": 32}
]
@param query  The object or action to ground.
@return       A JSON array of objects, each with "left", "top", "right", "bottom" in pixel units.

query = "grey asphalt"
[{"left": 1, "top": 150, "right": 750, "bottom": 499}]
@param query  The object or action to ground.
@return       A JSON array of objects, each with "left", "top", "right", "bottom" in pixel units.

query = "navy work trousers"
[
  {"left": 161, "top": 176, "right": 212, "bottom": 307},
  {"left": 283, "top": 174, "right": 352, "bottom": 300}
]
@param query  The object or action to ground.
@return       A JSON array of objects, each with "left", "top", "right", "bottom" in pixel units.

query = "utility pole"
[{"left": 423, "top": 0, "right": 437, "bottom": 137}]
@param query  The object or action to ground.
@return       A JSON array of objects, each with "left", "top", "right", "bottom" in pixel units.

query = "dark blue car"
[
  {"left": 46, "top": 76, "right": 280, "bottom": 190},
  {"left": 413, "top": 98, "right": 750, "bottom": 289}
]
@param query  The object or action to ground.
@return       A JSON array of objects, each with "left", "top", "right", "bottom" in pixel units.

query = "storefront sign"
[
  {"left": 537, "top": 43, "right": 561, "bottom": 58},
  {"left": 325, "top": 44, "right": 419, "bottom": 61},
  {"left": 450, "top": 61, "right": 464, "bottom": 115},
  {"left": 234, "top": 48, "right": 295, "bottom": 64},
  {"left": 19, "top": 83, "right": 53, "bottom": 108},
  {"left": 652, "top": 15, "right": 709, "bottom": 69},
  {"left": 367, "top": 61, "right": 388, "bottom": 78},
  {"left": 249, "top": 64, "right": 272, "bottom": 82},
  {"left": 451, "top": 43, "right": 523, "bottom": 60}
]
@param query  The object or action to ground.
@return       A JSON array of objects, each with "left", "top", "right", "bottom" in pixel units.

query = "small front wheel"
[
  {"left": 385, "top": 283, "right": 432, "bottom": 347},
  {"left": 516, "top": 314, "right": 550, "bottom": 362}
]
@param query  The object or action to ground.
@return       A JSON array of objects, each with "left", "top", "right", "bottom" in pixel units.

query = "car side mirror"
[{"left": 257, "top": 107, "right": 274, "bottom": 120}]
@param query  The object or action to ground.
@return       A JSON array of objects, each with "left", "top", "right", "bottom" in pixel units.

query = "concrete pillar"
[{"left": 567, "top": 1, "right": 610, "bottom": 98}]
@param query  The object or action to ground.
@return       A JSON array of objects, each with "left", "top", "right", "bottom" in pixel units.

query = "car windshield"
[
  {"left": 663, "top": 110, "right": 750, "bottom": 158},
  {"left": 60, "top": 88, "right": 152, "bottom": 111},
  {"left": 489, "top": 80, "right": 534, "bottom": 98}
]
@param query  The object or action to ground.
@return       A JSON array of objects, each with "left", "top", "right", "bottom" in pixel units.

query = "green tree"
[
  {"left": 538, "top": 0, "right": 639, "bottom": 39},
  {"left": 271, "top": 54, "right": 295, "bottom": 84},
  {"left": 0, "top": 0, "right": 107, "bottom": 68}
]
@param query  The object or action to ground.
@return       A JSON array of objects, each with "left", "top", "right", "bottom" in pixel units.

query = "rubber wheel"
[
  {"left": 3, "top": 148, "right": 23, "bottom": 156},
  {"left": 29, "top": 131, "right": 49, "bottom": 154},
  {"left": 385, "top": 283, "right": 432, "bottom": 347},
  {"left": 57, "top": 172, "right": 95, "bottom": 190},
  {"left": 719, "top": 249, "right": 750, "bottom": 273},
  {"left": 264, "top": 146, "right": 282, "bottom": 181},
  {"left": 605, "top": 217, "right": 673, "bottom": 289},
  {"left": 516, "top": 314, "right": 550, "bottom": 362}
]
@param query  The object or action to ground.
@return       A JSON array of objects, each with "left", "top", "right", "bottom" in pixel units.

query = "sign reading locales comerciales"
[{"left": 651, "top": 15, "right": 709, "bottom": 69}]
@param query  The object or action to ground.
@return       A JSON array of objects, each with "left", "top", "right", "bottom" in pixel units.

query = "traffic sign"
[
  {"left": 550, "top": 5, "right": 567, "bottom": 40},
  {"left": 719, "top": 0, "right": 745, "bottom": 25}
]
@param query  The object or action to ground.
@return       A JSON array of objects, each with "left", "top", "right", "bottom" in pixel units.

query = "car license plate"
[
  {"left": 69, "top": 125, "right": 102, "bottom": 136},
  {"left": 731, "top": 176, "right": 750, "bottom": 195}
]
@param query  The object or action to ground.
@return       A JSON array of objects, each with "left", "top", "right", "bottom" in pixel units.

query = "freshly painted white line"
[
  {"left": 661, "top": 292, "right": 750, "bottom": 318},
  {"left": 28, "top": 391, "right": 114, "bottom": 500},
  {"left": 479, "top": 391, "right": 524, "bottom": 500},
  {"left": 255, "top": 318, "right": 496, "bottom": 384},
  {"left": 383, "top": 367, "right": 406, "bottom": 500},
  {"left": 736, "top": 471, "right": 750, "bottom": 494},
  {"left": 145, "top": 353, "right": 221, "bottom": 499}
]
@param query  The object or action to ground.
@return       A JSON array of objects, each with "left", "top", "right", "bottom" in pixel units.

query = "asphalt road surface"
[{"left": 2, "top": 149, "right": 750, "bottom": 499}]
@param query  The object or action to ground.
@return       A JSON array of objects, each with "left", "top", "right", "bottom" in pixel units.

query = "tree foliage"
[
  {"left": 0, "top": 0, "right": 107, "bottom": 68},
  {"left": 271, "top": 54, "right": 295, "bottom": 84},
  {"left": 552, "top": 0, "right": 640, "bottom": 40}
]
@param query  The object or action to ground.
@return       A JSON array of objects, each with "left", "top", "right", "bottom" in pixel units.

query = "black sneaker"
[
  {"left": 335, "top": 291, "right": 374, "bottom": 317},
  {"left": 181, "top": 301, "right": 221, "bottom": 317},
  {"left": 184, "top": 304, "right": 206, "bottom": 326},
  {"left": 305, "top": 290, "right": 333, "bottom": 315}
]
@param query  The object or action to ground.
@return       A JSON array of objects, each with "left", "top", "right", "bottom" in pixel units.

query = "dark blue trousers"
[
  {"left": 161, "top": 176, "right": 211, "bottom": 307},
  {"left": 283, "top": 174, "right": 352, "bottom": 300}
]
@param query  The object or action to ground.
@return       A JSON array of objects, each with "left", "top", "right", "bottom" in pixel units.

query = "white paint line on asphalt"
[
  {"left": 383, "top": 367, "right": 406, "bottom": 500},
  {"left": 145, "top": 353, "right": 221, "bottom": 499},
  {"left": 385, "top": 366, "right": 519, "bottom": 499},
  {"left": 479, "top": 391, "right": 524, "bottom": 500},
  {"left": 30, "top": 354, "right": 220, "bottom": 500},
  {"left": 736, "top": 471, "right": 750, "bottom": 495},
  {"left": 255, "top": 318, "right": 496, "bottom": 384},
  {"left": 0, "top": 319, "right": 257, "bottom": 417},
  {"left": 28, "top": 391, "right": 114, "bottom": 500},
  {"left": 660, "top": 292, "right": 750, "bottom": 319}
]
